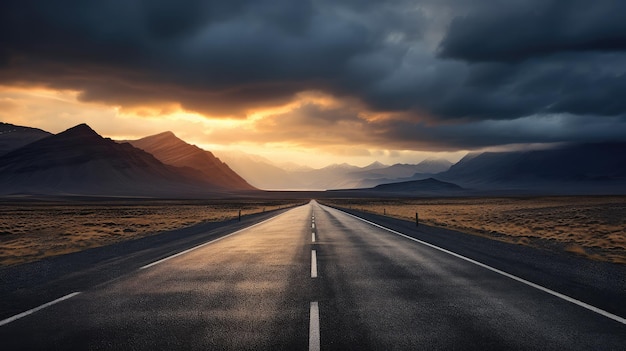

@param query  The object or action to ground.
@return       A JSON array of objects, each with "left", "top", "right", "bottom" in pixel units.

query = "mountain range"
[
  {"left": 1, "top": 121, "right": 625, "bottom": 197},
  {"left": 0, "top": 124, "right": 248, "bottom": 197},
  {"left": 214, "top": 151, "right": 453, "bottom": 190},
  {"left": 436, "top": 143, "right": 626, "bottom": 194},
  {"left": 326, "top": 143, "right": 626, "bottom": 196}
]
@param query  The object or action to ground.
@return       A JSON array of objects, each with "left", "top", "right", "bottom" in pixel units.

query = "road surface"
[{"left": 1, "top": 201, "right": 625, "bottom": 350}]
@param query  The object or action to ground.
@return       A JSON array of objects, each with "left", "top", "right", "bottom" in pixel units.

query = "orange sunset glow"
[{"left": 0, "top": 85, "right": 466, "bottom": 168}]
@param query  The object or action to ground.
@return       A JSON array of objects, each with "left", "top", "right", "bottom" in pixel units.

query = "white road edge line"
[
  {"left": 309, "top": 301, "right": 320, "bottom": 351},
  {"left": 311, "top": 250, "right": 318, "bottom": 278},
  {"left": 312, "top": 232, "right": 316, "bottom": 243},
  {"left": 0, "top": 292, "right": 81, "bottom": 327},
  {"left": 330, "top": 206, "right": 626, "bottom": 326},
  {"left": 141, "top": 210, "right": 289, "bottom": 270}
]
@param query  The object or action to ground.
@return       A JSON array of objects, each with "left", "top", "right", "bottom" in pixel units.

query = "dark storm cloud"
[
  {"left": 431, "top": 52, "right": 626, "bottom": 120},
  {"left": 0, "top": 0, "right": 376, "bottom": 116},
  {"left": 375, "top": 114, "right": 626, "bottom": 150},
  {"left": 209, "top": 102, "right": 626, "bottom": 151},
  {"left": 2, "top": 0, "right": 626, "bottom": 149},
  {"left": 439, "top": 0, "right": 626, "bottom": 62}
]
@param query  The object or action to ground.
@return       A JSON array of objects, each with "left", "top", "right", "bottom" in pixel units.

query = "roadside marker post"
[{"left": 416, "top": 212, "right": 419, "bottom": 227}]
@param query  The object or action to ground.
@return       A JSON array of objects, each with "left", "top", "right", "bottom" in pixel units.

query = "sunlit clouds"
[
  {"left": 2, "top": 0, "right": 626, "bottom": 167},
  {"left": 0, "top": 85, "right": 464, "bottom": 167}
]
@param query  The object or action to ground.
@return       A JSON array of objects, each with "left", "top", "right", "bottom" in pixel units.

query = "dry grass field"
[
  {"left": 322, "top": 196, "right": 626, "bottom": 264},
  {"left": 0, "top": 199, "right": 302, "bottom": 266}
]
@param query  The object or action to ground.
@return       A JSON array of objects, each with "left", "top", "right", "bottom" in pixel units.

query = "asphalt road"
[{"left": 1, "top": 201, "right": 625, "bottom": 350}]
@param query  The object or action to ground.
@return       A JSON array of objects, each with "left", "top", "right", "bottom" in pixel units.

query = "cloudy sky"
[{"left": 1, "top": 0, "right": 625, "bottom": 167}]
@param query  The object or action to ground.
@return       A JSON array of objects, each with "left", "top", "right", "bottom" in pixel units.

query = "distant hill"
[
  {"left": 438, "top": 143, "right": 626, "bottom": 194},
  {"left": 372, "top": 178, "right": 464, "bottom": 193},
  {"left": 0, "top": 122, "right": 51, "bottom": 156},
  {"left": 329, "top": 177, "right": 465, "bottom": 197},
  {"left": 0, "top": 124, "right": 228, "bottom": 197},
  {"left": 127, "top": 132, "right": 255, "bottom": 191},
  {"left": 352, "top": 172, "right": 437, "bottom": 189}
]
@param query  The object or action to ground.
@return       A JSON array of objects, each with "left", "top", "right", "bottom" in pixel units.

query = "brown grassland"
[
  {"left": 2, "top": 196, "right": 624, "bottom": 267},
  {"left": 0, "top": 199, "right": 302, "bottom": 266},
  {"left": 322, "top": 196, "right": 626, "bottom": 264}
]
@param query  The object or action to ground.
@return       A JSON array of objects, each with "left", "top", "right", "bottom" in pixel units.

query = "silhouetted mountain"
[
  {"left": 0, "top": 122, "right": 51, "bottom": 156},
  {"left": 438, "top": 143, "right": 626, "bottom": 194},
  {"left": 0, "top": 124, "right": 227, "bottom": 197},
  {"left": 127, "top": 132, "right": 255, "bottom": 191}
]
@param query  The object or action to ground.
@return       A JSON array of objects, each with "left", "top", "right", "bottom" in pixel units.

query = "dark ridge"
[
  {"left": 373, "top": 177, "right": 464, "bottom": 192},
  {"left": 128, "top": 131, "right": 256, "bottom": 191},
  {"left": 0, "top": 123, "right": 228, "bottom": 197}
]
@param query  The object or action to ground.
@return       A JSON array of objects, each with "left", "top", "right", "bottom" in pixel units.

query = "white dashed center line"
[
  {"left": 309, "top": 301, "right": 320, "bottom": 351},
  {"left": 311, "top": 250, "right": 318, "bottom": 278},
  {"left": 309, "top": 212, "right": 320, "bottom": 350}
]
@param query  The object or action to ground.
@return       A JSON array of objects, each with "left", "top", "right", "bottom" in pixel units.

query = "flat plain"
[
  {"left": 0, "top": 199, "right": 302, "bottom": 266},
  {"left": 323, "top": 196, "right": 626, "bottom": 264},
  {"left": 2, "top": 196, "right": 625, "bottom": 267}
]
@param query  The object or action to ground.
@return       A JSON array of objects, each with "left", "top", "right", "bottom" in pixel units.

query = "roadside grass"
[
  {"left": 322, "top": 196, "right": 626, "bottom": 264},
  {"left": 0, "top": 199, "right": 303, "bottom": 266}
]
